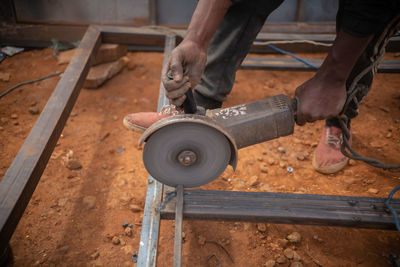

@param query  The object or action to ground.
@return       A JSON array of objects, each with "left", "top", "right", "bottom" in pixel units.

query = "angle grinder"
[{"left": 140, "top": 82, "right": 296, "bottom": 188}]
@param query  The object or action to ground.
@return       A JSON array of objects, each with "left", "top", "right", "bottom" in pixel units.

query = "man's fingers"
[
  {"left": 163, "top": 76, "right": 189, "bottom": 92},
  {"left": 165, "top": 83, "right": 191, "bottom": 99},
  {"left": 169, "top": 53, "right": 184, "bottom": 82},
  {"left": 170, "top": 95, "right": 186, "bottom": 107}
]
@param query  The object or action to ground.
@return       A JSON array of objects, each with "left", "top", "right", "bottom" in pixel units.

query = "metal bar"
[
  {"left": 173, "top": 185, "right": 184, "bottom": 267},
  {"left": 137, "top": 34, "right": 177, "bottom": 267},
  {"left": 241, "top": 57, "right": 400, "bottom": 73},
  {"left": 149, "top": 0, "right": 157, "bottom": 25},
  {"left": 160, "top": 190, "right": 400, "bottom": 230},
  {"left": 0, "top": 25, "right": 101, "bottom": 254}
]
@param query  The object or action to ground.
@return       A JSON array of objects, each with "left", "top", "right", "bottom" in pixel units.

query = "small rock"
[
  {"left": 112, "top": 115, "right": 118, "bottom": 121},
  {"left": 283, "top": 248, "right": 294, "bottom": 259},
  {"left": 57, "top": 198, "right": 68, "bottom": 207},
  {"left": 0, "top": 72, "right": 10, "bottom": 82},
  {"left": 120, "top": 238, "right": 126, "bottom": 246},
  {"left": 83, "top": 196, "right": 96, "bottom": 209},
  {"left": 0, "top": 117, "right": 7, "bottom": 123},
  {"left": 290, "top": 262, "right": 303, "bottom": 267},
  {"left": 277, "top": 147, "right": 286, "bottom": 154},
  {"left": 13, "top": 121, "right": 19, "bottom": 125},
  {"left": 249, "top": 175, "right": 259, "bottom": 187},
  {"left": 279, "top": 161, "right": 286, "bottom": 168},
  {"left": 287, "top": 232, "right": 301, "bottom": 243},
  {"left": 379, "top": 106, "right": 390, "bottom": 113},
  {"left": 58, "top": 245, "right": 70, "bottom": 254},
  {"left": 101, "top": 164, "right": 108, "bottom": 170},
  {"left": 257, "top": 223, "right": 267, "bottom": 233},
  {"left": 90, "top": 251, "right": 100, "bottom": 260},
  {"left": 124, "top": 227, "right": 133, "bottom": 237},
  {"left": 265, "top": 259, "right": 276, "bottom": 267},
  {"left": 10, "top": 113, "right": 18, "bottom": 119},
  {"left": 348, "top": 159, "right": 356, "bottom": 166},
  {"left": 66, "top": 159, "right": 82, "bottom": 170},
  {"left": 121, "top": 245, "right": 134, "bottom": 255},
  {"left": 293, "top": 251, "right": 301, "bottom": 261},
  {"left": 268, "top": 158, "right": 276, "bottom": 165},
  {"left": 28, "top": 106, "right": 40, "bottom": 115},
  {"left": 257, "top": 157, "right": 264, "bottom": 162},
  {"left": 368, "top": 188, "right": 379, "bottom": 194},
  {"left": 277, "top": 238, "right": 288, "bottom": 247},
  {"left": 343, "top": 177, "right": 355, "bottom": 184},
  {"left": 276, "top": 255, "right": 287, "bottom": 264},
  {"left": 296, "top": 152, "right": 305, "bottom": 161},
  {"left": 0, "top": 126, "right": 4, "bottom": 131},
  {"left": 129, "top": 204, "right": 142, "bottom": 212},
  {"left": 260, "top": 163, "right": 269, "bottom": 173},
  {"left": 198, "top": 235, "right": 206, "bottom": 246},
  {"left": 112, "top": 236, "right": 120, "bottom": 245},
  {"left": 386, "top": 133, "right": 392, "bottom": 138},
  {"left": 30, "top": 101, "right": 37, "bottom": 107}
]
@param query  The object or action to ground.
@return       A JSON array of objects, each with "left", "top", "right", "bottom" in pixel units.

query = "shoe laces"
[
  {"left": 158, "top": 104, "right": 180, "bottom": 115},
  {"left": 325, "top": 127, "right": 343, "bottom": 149}
]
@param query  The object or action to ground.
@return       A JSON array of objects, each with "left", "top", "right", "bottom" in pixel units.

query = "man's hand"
[
  {"left": 294, "top": 29, "right": 373, "bottom": 125},
  {"left": 162, "top": 40, "right": 207, "bottom": 107},
  {"left": 295, "top": 74, "right": 347, "bottom": 125}
]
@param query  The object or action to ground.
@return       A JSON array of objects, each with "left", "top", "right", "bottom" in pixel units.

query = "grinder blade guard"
[{"left": 140, "top": 94, "right": 296, "bottom": 188}]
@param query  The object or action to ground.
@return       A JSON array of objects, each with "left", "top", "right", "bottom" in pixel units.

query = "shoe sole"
[
  {"left": 312, "top": 152, "right": 349, "bottom": 174},
  {"left": 122, "top": 117, "right": 146, "bottom": 133}
]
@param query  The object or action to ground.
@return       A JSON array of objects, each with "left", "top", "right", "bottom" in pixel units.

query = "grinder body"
[{"left": 140, "top": 94, "right": 296, "bottom": 187}]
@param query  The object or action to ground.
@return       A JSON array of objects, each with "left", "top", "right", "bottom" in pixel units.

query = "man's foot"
[
  {"left": 312, "top": 125, "right": 350, "bottom": 174},
  {"left": 123, "top": 105, "right": 181, "bottom": 133}
]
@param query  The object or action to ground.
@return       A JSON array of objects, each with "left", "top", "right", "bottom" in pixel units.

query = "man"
[{"left": 123, "top": 0, "right": 400, "bottom": 174}]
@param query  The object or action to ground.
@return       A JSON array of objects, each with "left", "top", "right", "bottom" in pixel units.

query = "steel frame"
[{"left": 0, "top": 25, "right": 399, "bottom": 267}]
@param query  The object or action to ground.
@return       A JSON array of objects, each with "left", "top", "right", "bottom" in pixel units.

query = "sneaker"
[
  {"left": 312, "top": 125, "right": 351, "bottom": 174},
  {"left": 123, "top": 104, "right": 181, "bottom": 133}
]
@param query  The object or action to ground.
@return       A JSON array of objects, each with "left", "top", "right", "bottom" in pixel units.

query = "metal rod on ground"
[
  {"left": 174, "top": 185, "right": 184, "bottom": 267},
  {"left": 137, "top": 34, "right": 177, "bottom": 267}
]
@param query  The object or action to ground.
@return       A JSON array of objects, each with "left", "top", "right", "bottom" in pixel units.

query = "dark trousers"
[{"left": 194, "top": 0, "right": 400, "bottom": 127}]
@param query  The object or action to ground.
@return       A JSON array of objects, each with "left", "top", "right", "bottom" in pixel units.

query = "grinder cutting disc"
[{"left": 142, "top": 121, "right": 232, "bottom": 187}]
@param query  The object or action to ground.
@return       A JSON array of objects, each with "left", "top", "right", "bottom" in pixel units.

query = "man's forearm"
[
  {"left": 184, "top": 0, "right": 231, "bottom": 49},
  {"left": 319, "top": 29, "right": 373, "bottom": 82}
]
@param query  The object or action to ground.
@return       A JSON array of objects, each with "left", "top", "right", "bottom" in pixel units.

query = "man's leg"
[
  {"left": 195, "top": 0, "right": 284, "bottom": 109},
  {"left": 313, "top": 7, "right": 400, "bottom": 174},
  {"left": 123, "top": 0, "right": 284, "bottom": 132}
]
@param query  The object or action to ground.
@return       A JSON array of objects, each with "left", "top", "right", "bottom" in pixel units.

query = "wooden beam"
[
  {"left": 0, "top": 25, "right": 101, "bottom": 254},
  {"left": 160, "top": 189, "right": 400, "bottom": 230}
]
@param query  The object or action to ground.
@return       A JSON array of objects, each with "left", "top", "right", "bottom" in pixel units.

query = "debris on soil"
[
  {"left": 116, "top": 146, "right": 126, "bottom": 153},
  {"left": 368, "top": 188, "right": 379, "bottom": 194},
  {"left": 28, "top": 106, "right": 40, "bottom": 115},
  {"left": 287, "top": 232, "right": 301, "bottom": 243},
  {"left": 112, "top": 236, "right": 120, "bottom": 245},
  {"left": 82, "top": 196, "right": 96, "bottom": 210},
  {"left": 122, "top": 222, "right": 132, "bottom": 228},
  {"left": 131, "top": 251, "right": 138, "bottom": 263},
  {"left": 265, "top": 259, "right": 276, "bottom": 267},
  {"left": 198, "top": 235, "right": 206, "bottom": 246},
  {"left": 256, "top": 223, "right": 267, "bottom": 233},
  {"left": 65, "top": 159, "right": 82, "bottom": 170},
  {"left": 276, "top": 255, "right": 287, "bottom": 264},
  {"left": 249, "top": 175, "right": 259, "bottom": 186},
  {"left": 260, "top": 163, "right": 268, "bottom": 173},
  {"left": 0, "top": 72, "right": 10, "bottom": 82},
  {"left": 90, "top": 251, "right": 100, "bottom": 260},
  {"left": 129, "top": 204, "right": 142, "bottom": 213},
  {"left": 290, "top": 262, "right": 304, "bottom": 267},
  {"left": 10, "top": 113, "right": 18, "bottom": 119},
  {"left": 284, "top": 248, "right": 294, "bottom": 259}
]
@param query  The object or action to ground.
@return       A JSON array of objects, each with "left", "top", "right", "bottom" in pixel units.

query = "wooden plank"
[
  {"left": 0, "top": 26, "right": 101, "bottom": 254},
  {"left": 159, "top": 190, "right": 400, "bottom": 230},
  {"left": 241, "top": 57, "right": 400, "bottom": 73}
]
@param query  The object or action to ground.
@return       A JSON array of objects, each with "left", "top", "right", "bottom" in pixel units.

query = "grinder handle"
[{"left": 167, "top": 71, "right": 198, "bottom": 114}]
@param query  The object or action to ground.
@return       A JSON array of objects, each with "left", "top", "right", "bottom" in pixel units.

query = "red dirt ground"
[{"left": 0, "top": 48, "right": 399, "bottom": 266}]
